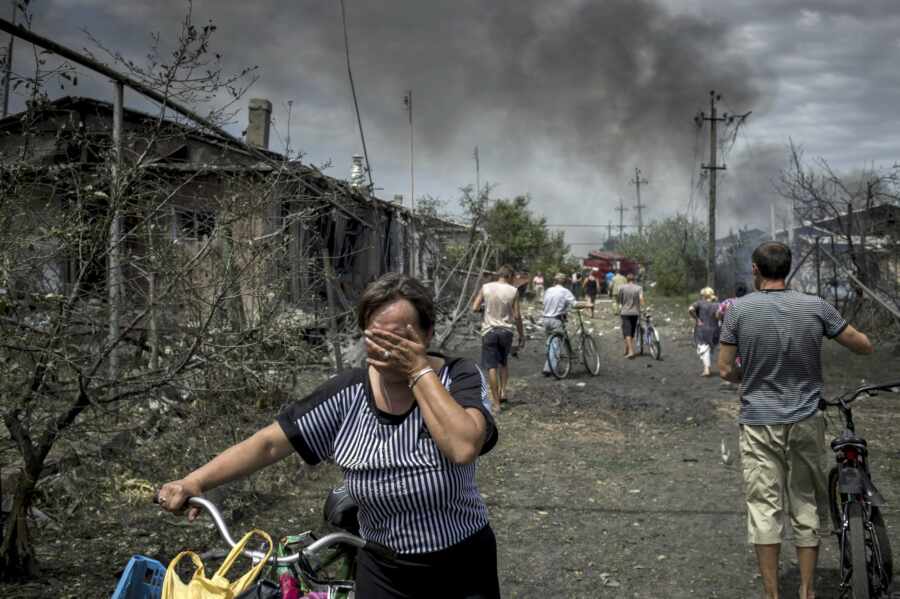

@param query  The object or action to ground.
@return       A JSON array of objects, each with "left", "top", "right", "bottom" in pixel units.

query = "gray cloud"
[{"left": 10, "top": 0, "right": 900, "bottom": 251}]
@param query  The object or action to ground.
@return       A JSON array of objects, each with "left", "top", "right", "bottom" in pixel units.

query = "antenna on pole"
[
  {"left": 474, "top": 145, "right": 480, "bottom": 201},
  {"left": 285, "top": 99, "right": 293, "bottom": 158},
  {"left": 339, "top": 0, "right": 374, "bottom": 192},
  {"left": 404, "top": 90, "right": 414, "bottom": 211}
]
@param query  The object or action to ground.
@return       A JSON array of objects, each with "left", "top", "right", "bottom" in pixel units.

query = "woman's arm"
[
  {"left": 366, "top": 326, "right": 488, "bottom": 465},
  {"left": 688, "top": 303, "right": 701, "bottom": 326},
  {"left": 411, "top": 372, "right": 488, "bottom": 464},
  {"left": 158, "top": 423, "right": 293, "bottom": 517}
]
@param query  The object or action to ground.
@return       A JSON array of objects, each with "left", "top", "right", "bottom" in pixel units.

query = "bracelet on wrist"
[{"left": 408, "top": 367, "right": 435, "bottom": 389}]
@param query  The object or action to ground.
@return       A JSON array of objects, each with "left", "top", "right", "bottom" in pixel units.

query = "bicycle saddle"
[
  {"left": 324, "top": 485, "right": 360, "bottom": 536},
  {"left": 830, "top": 429, "right": 867, "bottom": 451}
]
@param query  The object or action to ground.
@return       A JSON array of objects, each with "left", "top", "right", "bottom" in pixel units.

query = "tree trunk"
[{"left": 0, "top": 466, "right": 39, "bottom": 580}]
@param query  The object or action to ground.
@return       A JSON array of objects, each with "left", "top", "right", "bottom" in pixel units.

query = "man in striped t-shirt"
[{"left": 718, "top": 241, "right": 873, "bottom": 599}]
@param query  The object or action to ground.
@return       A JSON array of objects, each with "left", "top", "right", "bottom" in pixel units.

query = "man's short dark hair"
[
  {"left": 497, "top": 265, "right": 513, "bottom": 280},
  {"left": 752, "top": 242, "right": 792, "bottom": 279},
  {"left": 357, "top": 273, "right": 435, "bottom": 332}
]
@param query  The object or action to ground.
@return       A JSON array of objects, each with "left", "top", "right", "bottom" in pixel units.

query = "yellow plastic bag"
[{"left": 162, "top": 529, "right": 273, "bottom": 599}]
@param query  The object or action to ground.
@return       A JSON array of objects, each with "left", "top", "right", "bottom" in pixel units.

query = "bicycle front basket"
[{"left": 111, "top": 555, "right": 166, "bottom": 599}]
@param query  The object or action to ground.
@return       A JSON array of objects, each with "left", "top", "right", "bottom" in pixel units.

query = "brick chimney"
[{"left": 246, "top": 98, "right": 272, "bottom": 150}]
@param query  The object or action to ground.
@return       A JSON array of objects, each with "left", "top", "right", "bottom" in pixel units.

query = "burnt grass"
[{"left": 2, "top": 296, "right": 899, "bottom": 598}]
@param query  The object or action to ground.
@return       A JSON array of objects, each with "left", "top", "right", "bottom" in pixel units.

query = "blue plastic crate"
[{"left": 111, "top": 555, "right": 165, "bottom": 599}]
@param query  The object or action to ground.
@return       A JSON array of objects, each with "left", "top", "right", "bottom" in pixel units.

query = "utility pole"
[
  {"left": 108, "top": 81, "right": 124, "bottom": 386},
  {"left": 695, "top": 90, "right": 731, "bottom": 288},
  {"left": 630, "top": 167, "right": 649, "bottom": 236},
  {"left": 607, "top": 220, "right": 613, "bottom": 243},
  {"left": 2, "top": 1, "right": 16, "bottom": 118},
  {"left": 615, "top": 198, "right": 629, "bottom": 242}
]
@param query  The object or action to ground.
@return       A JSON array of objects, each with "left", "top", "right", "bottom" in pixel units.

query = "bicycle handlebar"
[
  {"left": 820, "top": 380, "right": 900, "bottom": 408},
  {"left": 186, "top": 497, "right": 366, "bottom": 565}
]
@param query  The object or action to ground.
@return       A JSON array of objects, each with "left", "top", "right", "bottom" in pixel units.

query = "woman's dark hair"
[
  {"left": 751, "top": 241, "right": 792, "bottom": 279},
  {"left": 735, "top": 282, "right": 748, "bottom": 298},
  {"left": 357, "top": 272, "right": 435, "bottom": 332}
]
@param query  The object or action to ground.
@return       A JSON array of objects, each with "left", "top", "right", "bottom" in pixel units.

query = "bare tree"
[
  {"left": 0, "top": 5, "right": 327, "bottom": 579},
  {"left": 778, "top": 141, "right": 900, "bottom": 321}
]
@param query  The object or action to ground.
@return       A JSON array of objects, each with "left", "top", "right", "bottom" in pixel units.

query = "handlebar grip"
[{"left": 362, "top": 541, "right": 397, "bottom": 561}]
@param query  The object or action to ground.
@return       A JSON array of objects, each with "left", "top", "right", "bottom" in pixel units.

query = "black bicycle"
[
  {"left": 821, "top": 381, "right": 900, "bottom": 599},
  {"left": 546, "top": 308, "right": 601, "bottom": 379},
  {"left": 634, "top": 309, "right": 661, "bottom": 360}
]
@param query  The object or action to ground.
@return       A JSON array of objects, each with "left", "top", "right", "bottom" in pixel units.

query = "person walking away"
[
  {"left": 610, "top": 269, "right": 627, "bottom": 314},
  {"left": 572, "top": 272, "right": 583, "bottom": 300},
  {"left": 717, "top": 282, "right": 748, "bottom": 323},
  {"left": 616, "top": 273, "right": 643, "bottom": 358},
  {"left": 689, "top": 287, "right": 721, "bottom": 376},
  {"left": 158, "top": 273, "right": 501, "bottom": 598},
  {"left": 584, "top": 274, "right": 598, "bottom": 317},
  {"left": 472, "top": 265, "right": 525, "bottom": 413},
  {"left": 605, "top": 270, "right": 615, "bottom": 297},
  {"left": 718, "top": 241, "right": 873, "bottom": 599},
  {"left": 532, "top": 272, "right": 545, "bottom": 302},
  {"left": 541, "top": 273, "right": 586, "bottom": 375}
]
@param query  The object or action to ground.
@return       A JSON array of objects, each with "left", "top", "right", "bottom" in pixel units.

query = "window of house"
[{"left": 173, "top": 207, "right": 216, "bottom": 240}]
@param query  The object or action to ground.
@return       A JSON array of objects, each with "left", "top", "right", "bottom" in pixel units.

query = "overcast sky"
[{"left": 11, "top": 0, "right": 900, "bottom": 254}]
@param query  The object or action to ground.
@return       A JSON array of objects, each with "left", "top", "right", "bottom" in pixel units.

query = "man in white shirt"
[
  {"left": 472, "top": 265, "right": 525, "bottom": 413},
  {"left": 541, "top": 273, "right": 590, "bottom": 375}
]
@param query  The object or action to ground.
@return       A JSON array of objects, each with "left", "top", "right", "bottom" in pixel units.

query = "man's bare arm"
[
  {"left": 718, "top": 343, "right": 743, "bottom": 383},
  {"left": 471, "top": 288, "right": 484, "bottom": 313},
  {"left": 512, "top": 296, "right": 525, "bottom": 346},
  {"left": 834, "top": 324, "right": 874, "bottom": 355}
]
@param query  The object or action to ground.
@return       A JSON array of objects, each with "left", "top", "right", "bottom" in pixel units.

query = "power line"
[
  {"left": 339, "top": 0, "right": 374, "bottom": 191},
  {"left": 546, "top": 223, "right": 637, "bottom": 228}
]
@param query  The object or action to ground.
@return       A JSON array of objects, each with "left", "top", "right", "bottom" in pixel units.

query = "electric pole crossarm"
[{"left": 629, "top": 167, "right": 649, "bottom": 236}]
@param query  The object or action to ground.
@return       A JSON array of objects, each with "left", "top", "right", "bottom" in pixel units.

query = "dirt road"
[
  {"left": 473, "top": 297, "right": 899, "bottom": 598},
  {"left": 2, "top": 295, "right": 897, "bottom": 598}
]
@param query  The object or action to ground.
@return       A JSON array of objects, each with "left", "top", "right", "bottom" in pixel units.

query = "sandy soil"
[{"left": 2, "top": 295, "right": 898, "bottom": 598}]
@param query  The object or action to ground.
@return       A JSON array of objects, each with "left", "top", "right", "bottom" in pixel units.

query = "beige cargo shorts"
[{"left": 739, "top": 412, "right": 826, "bottom": 547}]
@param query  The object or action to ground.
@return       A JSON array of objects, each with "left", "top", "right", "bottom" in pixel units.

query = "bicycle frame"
[
  {"left": 822, "top": 381, "right": 900, "bottom": 597},
  {"left": 184, "top": 497, "right": 365, "bottom": 593}
]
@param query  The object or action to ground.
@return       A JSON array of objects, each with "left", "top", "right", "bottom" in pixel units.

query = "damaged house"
[{"left": 0, "top": 96, "right": 466, "bottom": 331}]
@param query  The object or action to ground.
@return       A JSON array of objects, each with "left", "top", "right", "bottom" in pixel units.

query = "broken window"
[{"left": 173, "top": 207, "right": 216, "bottom": 240}]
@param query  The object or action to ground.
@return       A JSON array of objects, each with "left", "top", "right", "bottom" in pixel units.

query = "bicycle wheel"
[
  {"left": 870, "top": 506, "right": 893, "bottom": 590},
  {"left": 547, "top": 333, "right": 571, "bottom": 379},
  {"left": 648, "top": 328, "right": 661, "bottom": 360},
  {"left": 828, "top": 467, "right": 843, "bottom": 533},
  {"left": 848, "top": 501, "right": 871, "bottom": 599},
  {"left": 581, "top": 335, "right": 601, "bottom": 376}
]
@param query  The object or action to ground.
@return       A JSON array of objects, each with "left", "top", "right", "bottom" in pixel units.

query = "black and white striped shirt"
[
  {"left": 720, "top": 289, "right": 847, "bottom": 425},
  {"left": 276, "top": 357, "right": 497, "bottom": 554}
]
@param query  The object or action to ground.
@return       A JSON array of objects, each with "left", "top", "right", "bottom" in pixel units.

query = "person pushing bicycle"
[
  {"left": 717, "top": 241, "right": 874, "bottom": 599},
  {"left": 541, "top": 273, "right": 591, "bottom": 376}
]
